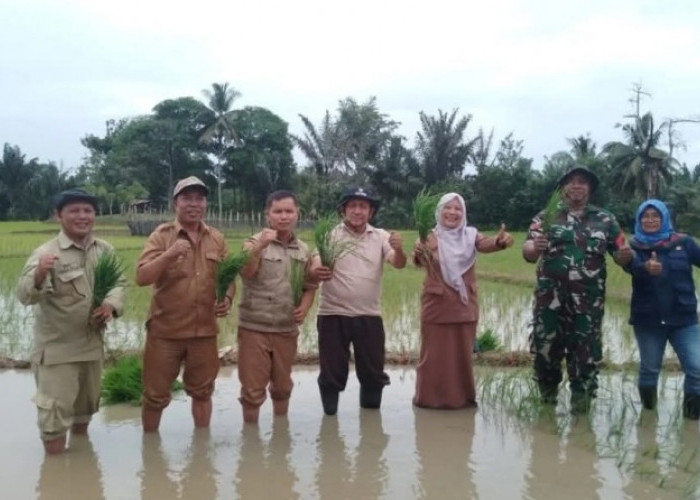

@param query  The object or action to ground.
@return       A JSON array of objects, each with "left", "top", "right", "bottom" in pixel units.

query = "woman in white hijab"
[{"left": 412, "top": 193, "right": 513, "bottom": 409}]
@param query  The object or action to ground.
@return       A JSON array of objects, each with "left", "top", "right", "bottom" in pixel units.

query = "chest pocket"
[
  {"left": 54, "top": 269, "right": 88, "bottom": 305},
  {"left": 205, "top": 251, "right": 220, "bottom": 282},
  {"left": 667, "top": 249, "right": 690, "bottom": 271}
]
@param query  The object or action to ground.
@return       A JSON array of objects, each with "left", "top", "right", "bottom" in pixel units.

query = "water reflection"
[
  {"left": 525, "top": 418, "right": 599, "bottom": 499},
  {"left": 140, "top": 430, "right": 217, "bottom": 499},
  {"left": 236, "top": 419, "right": 299, "bottom": 499},
  {"left": 315, "top": 412, "right": 389, "bottom": 500},
  {"left": 37, "top": 436, "right": 104, "bottom": 500},
  {"left": 414, "top": 408, "right": 476, "bottom": 499}
]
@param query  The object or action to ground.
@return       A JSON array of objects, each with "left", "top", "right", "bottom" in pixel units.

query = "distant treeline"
[{"left": 2, "top": 82, "right": 699, "bottom": 232}]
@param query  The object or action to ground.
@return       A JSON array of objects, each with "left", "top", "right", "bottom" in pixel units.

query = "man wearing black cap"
[
  {"left": 17, "top": 188, "right": 125, "bottom": 454},
  {"left": 311, "top": 186, "right": 407, "bottom": 415},
  {"left": 523, "top": 165, "right": 632, "bottom": 414}
]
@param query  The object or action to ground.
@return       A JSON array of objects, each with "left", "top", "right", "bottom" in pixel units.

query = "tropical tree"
[
  {"left": 604, "top": 112, "right": 677, "bottom": 199},
  {"left": 291, "top": 111, "right": 344, "bottom": 180},
  {"left": 415, "top": 109, "right": 479, "bottom": 186},
  {"left": 225, "top": 106, "right": 295, "bottom": 211},
  {"left": 199, "top": 82, "right": 242, "bottom": 219}
]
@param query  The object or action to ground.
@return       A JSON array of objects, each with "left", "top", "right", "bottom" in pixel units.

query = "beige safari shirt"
[
  {"left": 238, "top": 232, "right": 316, "bottom": 333},
  {"left": 17, "top": 231, "right": 125, "bottom": 365},
  {"left": 317, "top": 223, "right": 393, "bottom": 317}
]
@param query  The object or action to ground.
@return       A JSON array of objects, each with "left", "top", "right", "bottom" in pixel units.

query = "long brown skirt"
[{"left": 413, "top": 322, "right": 477, "bottom": 409}]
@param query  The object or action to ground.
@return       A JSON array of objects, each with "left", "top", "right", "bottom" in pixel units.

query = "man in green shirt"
[{"left": 17, "top": 189, "right": 125, "bottom": 454}]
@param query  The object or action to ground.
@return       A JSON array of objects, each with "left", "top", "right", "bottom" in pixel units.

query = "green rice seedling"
[
  {"left": 289, "top": 258, "right": 305, "bottom": 307},
  {"left": 540, "top": 188, "right": 563, "bottom": 235},
  {"left": 216, "top": 251, "right": 249, "bottom": 301},
  {"left": 413, "top": 189, "right": 440, "bottom": 243},
  {"left": 476, "top": 329, "right": 502, "bottom": 352},
  {"left": 92, "top": 251, "right": 125, "bottom": 310},
  {"left": 101, "top": 355, "right": 182, "bottom": 405},
  {"left": 313, "top": 214, "right": 359, "bottom": 268}
]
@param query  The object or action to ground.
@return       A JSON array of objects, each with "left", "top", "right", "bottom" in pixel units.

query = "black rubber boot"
[
  {"left": 537, "top": 382, "right": 558, "bottom": 405},
  {"left": 570, "top": 391, "right": 592, "bottom": 415},
  {"left": 359, "top": 386, "right": 383, "bottom": 409},
  {"left": 320, "top": 388, "right": 339, "bottom": 416},
  {"left": 638, "top": 386, "right": 657, "bottom": 410},
  {"left": 683, "top": 394, "right": 700, "bottom": 420}
]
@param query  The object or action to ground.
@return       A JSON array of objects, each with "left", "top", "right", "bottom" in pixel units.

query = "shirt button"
[{"left": 196, "top": 272, "right": 200, "bottom": 276}]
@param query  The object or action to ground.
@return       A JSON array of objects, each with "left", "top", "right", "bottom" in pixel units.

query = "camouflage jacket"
[{"left": 527, "top": 204, "right": 625, "bottom": 285}]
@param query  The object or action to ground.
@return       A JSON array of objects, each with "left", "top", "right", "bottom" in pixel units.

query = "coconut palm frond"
[
  {"left": 216, "top": 252, "right": 249, "bottom": 301},
  {"left": 92, "top": 252, "right": 124, "bottom": 309}
]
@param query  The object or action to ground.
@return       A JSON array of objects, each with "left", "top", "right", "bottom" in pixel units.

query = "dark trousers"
[{"left": 317, "top": 315, "right": 390, "bottom": 392}]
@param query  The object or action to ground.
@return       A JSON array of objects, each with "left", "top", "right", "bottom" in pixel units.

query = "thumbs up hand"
[
  {"left": 496, "top": 223, "right": 514, "bottom": 249},
  {"left": 645, "top": 251, "right": 663, "bottom": 276},
  {"left": 613, "top": 243, "right": 633, "bottom": 266}
]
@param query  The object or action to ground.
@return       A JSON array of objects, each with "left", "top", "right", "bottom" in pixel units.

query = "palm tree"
[
  {"left": 415, "top": 109, "right": 478, "bottom": 186},
  {"left": 604, "top": 112, "right": 677, "bottom": 199},
  {"left": 199, "top": 83, "right": 241, "bottom": 219},
  {"left": 291, "top": 112, "right": 344, "bottom": 180}
]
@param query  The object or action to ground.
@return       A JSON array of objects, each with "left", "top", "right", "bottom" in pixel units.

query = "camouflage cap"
[
  {"left": 173, "top": 176, "right": 209, "bottom": 198},
  {"left": 557, "top": 165, "right": 599, "bottom": 192}
]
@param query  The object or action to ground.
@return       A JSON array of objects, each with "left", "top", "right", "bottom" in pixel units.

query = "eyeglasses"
[{"left": 641, "top": 214, "right": 661, "bottom": 221}]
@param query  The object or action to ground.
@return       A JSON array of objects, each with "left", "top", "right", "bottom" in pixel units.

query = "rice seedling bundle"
[
  {"left": 313, "top": 214, "right": 359, "bottom": 268},
  {"left": 413, "top": 189, "right": 441, "bottom": 243},
  {"left": 92, "top": 251, "right": 124, "bottom": 310},
  {"left": 101, "top": 355, "right": 182, "bottom": 405},
  {"left": 289, "top": 259, "right": 306, "bottom": 307},
  {"left": 540, "top": 189, "right": 563, "bottom": 234},
  {"left": 216, "top": 252, "right": 249, "bottom": 301}
]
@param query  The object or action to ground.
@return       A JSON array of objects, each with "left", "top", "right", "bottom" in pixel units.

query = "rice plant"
[
  {"left": 92, "top": 251, "right": 124, "bottom": 309},
  {"left": 313, "top": 214, "right": 359, "bottom": 268},
  {"left": 413, "top": 189, "right": 440, "bottom": 243},
  {"left": 476, "top": 329, "right": 502, "bottom": 352},
  {"left": 540, "top": 188, "right": 563, "bottom": 234},
  {"left": 216, "top": 251, "right": 249, "bottom": 301},
  {"left": 289, "top": 258, "right": 305, "bottom": 306},
  {"left": 101, "top": 355, "right": 182, "bottom": 405}
]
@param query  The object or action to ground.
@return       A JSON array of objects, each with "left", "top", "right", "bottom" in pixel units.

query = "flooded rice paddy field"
[
  {"left": 0, "top": 281, "right": 642, "bottom": 365},
  {"left": 2, "top": 366, "right": 699, "bottom": 499}
]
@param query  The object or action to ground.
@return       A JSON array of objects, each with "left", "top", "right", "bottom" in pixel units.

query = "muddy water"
[{"left": 2, "top": 367, "right": 698, "bottom": 499}]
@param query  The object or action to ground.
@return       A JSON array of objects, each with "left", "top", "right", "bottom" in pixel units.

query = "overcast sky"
[{"left": 2, "top": 0, "right": 699, "bottom": 172}]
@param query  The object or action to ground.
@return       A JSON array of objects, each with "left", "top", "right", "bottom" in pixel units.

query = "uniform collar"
[
  {"left": 340, "top": 222, "right": 375, "bottom": 236},
  {"left": 174, "top": 219, "right": 210, "bottom": 237},
  {"left": 58, "top": 230, "right": 96, "bottom": 250}
]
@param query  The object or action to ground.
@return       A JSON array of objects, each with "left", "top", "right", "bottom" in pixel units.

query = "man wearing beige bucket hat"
[{"left": 136, "top": 176, "right": 234, "bottom": 432}]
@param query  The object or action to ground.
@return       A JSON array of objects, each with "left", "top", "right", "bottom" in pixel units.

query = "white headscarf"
[{"left": 435, "top": 193, "right": 477, "bottom": 304}]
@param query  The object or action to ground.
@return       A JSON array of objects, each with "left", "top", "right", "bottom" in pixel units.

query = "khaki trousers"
[
  {"left": 32, "top": 360, "right": 103, "bottom": 440},
  {"left": 237, "top": 328, "right": 298, "bottom": 409}
]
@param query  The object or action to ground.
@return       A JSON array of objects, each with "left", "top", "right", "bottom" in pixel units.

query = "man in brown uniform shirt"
[{"left": 136, "top": 176, "right": 233, "bottom": 432}]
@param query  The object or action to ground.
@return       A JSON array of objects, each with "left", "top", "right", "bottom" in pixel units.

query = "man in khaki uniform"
[
  {"left": 17, "top": 189, "right": 125, "bottom": 454},
  {"left": 136, "top": 176, "right": 233, "bottom": 432},
  {"left": 237, "top": 190, "right": 317, "bottom": 423}
]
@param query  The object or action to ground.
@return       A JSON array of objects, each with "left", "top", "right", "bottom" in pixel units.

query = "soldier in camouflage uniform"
[{"left": 523, "top": 165, "right": 632, "bottom": 413}]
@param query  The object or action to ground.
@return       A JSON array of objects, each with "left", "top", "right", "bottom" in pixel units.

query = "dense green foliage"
[
  {"left": 101, "top": 355, "right": 183, "bottom": 405},
  {"left": 2, "top": 82, "right": 699, "bottom": 234}
]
